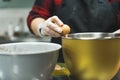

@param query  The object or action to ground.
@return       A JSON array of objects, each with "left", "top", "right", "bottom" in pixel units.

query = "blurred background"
[{"left": 0, "top": 0, "right": 51, "bottom": 43}]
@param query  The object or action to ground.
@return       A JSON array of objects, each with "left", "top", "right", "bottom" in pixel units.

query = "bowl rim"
[
  {"left": 0, "top": 42, "right": 61, "bottom": 56},
  {"left": 62, "top": 32, "right": 120, "bottom": 40}
]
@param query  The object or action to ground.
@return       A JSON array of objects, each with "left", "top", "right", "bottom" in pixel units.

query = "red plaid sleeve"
[
  {"left": 27, "top": 0, "right": 53, "bottom": 33},
  {"left": 27, "top": 0, "right": 62, "bottom": 33}
]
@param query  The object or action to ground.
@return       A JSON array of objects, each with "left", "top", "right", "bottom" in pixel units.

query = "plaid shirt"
[{"left": 27, "top": 0, "right": 120, "bottom": 32}]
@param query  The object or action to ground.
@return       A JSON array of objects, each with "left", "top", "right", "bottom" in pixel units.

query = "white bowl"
[{"left": 0, "top": 42, "right": 61, "bottom": 80}]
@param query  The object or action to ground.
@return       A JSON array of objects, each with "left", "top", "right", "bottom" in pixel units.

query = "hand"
[
  {"left": 113, "top": 29, "right": 120, "bottom": 33},
  {"left": 38, "top": 16, "right": 63, "bottom": 37}
]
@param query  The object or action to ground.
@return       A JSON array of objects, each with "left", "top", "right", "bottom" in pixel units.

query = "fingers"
[
  {"left": 44, "top": 16, "right": 63, "bottom": 37},
  {"left": 47, "top": 29, "right": 62, "bottom": 37},
  {"left": 47, "top": 22, "right": 62, "bottom": 33},
  {"left": 46, "top": 22, "right": 62, "bottom": 37},
  {"left": 42, "top": 26, "right": 61, "bottom": 37},
  {"left": 42, "top": 16, "right": 68, "bottom": 37},
  {"left": 50, "top": 16, "right": 64, "bottom": 27}
]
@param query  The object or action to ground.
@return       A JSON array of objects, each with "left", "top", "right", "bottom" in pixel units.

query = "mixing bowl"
[
  {"left": 62, "top": 32, "right": 120, "bottom": 80},
  {"left": 0, "top": 42, "right": 61, "bottom": 80}
]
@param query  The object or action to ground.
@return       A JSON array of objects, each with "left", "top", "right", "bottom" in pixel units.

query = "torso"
[{"left": 54, "top": 0, "right": 119, "bottom": 33}]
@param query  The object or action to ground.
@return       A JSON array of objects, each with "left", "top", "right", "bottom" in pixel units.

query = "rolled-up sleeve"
[{"left": 27, "top": 0, "right": 54, "bottom": 33}]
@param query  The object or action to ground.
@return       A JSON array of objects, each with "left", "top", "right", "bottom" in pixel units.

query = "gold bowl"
[{"left": 62, "top": 33, "right": 120, "bottom": 80}]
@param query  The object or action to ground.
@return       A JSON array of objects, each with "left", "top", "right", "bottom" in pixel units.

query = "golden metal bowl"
[{"left": 62, "top": 32, "right": 120, "bottom": 80}]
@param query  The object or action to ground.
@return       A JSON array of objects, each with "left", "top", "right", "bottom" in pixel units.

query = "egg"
[{"left": 61, "top": 24, "right": 70, "bottom": 36}]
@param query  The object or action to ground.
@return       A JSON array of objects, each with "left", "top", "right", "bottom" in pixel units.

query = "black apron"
[
  {"left": 54, "top": 0, "right": 118, "bottom": 33},
  {"left": 51, "top": 0, "right": 120, "bottom": 79}
]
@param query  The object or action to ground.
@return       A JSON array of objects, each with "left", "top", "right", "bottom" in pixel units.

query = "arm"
[
  {"left": 27, "top": 0, "right": 51, "bottom": 34},
  {"left": 30, "top": 16, "right": 64, "bottom": 37},
  {"left": 31, "top": 18, "right": 45, "bottom": 36},
  {"left": 27, "top": 0, "right": 65, "bottom": 37}
]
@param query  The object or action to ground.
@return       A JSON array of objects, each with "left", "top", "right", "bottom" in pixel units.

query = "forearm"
[{"left": 31, "top": 18, "right": 45, "bottom": 36}]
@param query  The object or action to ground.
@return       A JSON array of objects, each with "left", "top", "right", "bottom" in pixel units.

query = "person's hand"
[
  {"left": 37, "top": 16, "right": 64, "bottom": 37},
  {"left": 114, "top": 29, "right": 120, "bottom": 33}
]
